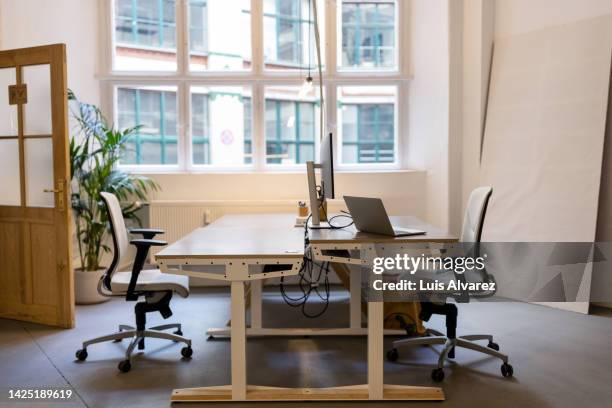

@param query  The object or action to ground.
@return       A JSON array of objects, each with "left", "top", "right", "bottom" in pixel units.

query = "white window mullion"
[
  {"left": 177, "top": 0, "right": 189, "bottom": 172},
  {"left": 398, "top": 0, "right": 410, "bottom": 77},
  {"left": 100, "top": 0, "right": 113, "bottom": 76},
  {"left": 251, "top": 0, "right": 265, "bottom": 171},
  {"left": 252, "top": 82, "right": 265, "bottom": 171},
  {"left": 179, "top": 81, "right": 190, "bottom": 172},
  {"left": 324, "top": 0, "right": 338, "bottom": 164},
  {"left": 397, "top": 81, "right": 407, "bottom": 169},
  {"left": 177, "top": 0, "right": 189, "bottom": 77},
  {"left": 251, "top": 0, "right": 264, "bottom": 78},
  {"left": 325, "top": 82, "right": 337, "bottom": 155},
  {"left": 395, "top": 1, "right": 411, "bottom": 168},
  {"left": 325, "top": 0, "right": 337, "bottom": 77}
]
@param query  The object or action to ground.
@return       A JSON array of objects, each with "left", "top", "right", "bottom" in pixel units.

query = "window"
[
  {"left": 265, "top": 86, "right": 319, "bottom": 164},
  {"left": 188, "top": 0, "right": 252, "bottom": 71},
  {"left": 114, "top": 0, "right": 178, "bottom": 71},
  {"left": 338, "top": 86, "right": 397, "bottom": 164},
  {"left": 191, "top": 91, "right": 210, "bottom": 164},
  {"left": 189, "top": 1, "right": 208, "bottom": 55},
  {"left": 190, "top": 86, "right": 252, "bottom": 166},
  {"left": 244, "top": 98, "right": 253, "bottom": 164},
  {"left": 340, "top": 0, "right": 396, "bottom": 69},
  {"left": 106, "top": 0, "right": 406, "bottom": 170},
  {"left": 263, "top": 0, "right": 325, "bottom": 70},
  {"left": 116, "top": 86, "right": 179, "bottom": 165}
]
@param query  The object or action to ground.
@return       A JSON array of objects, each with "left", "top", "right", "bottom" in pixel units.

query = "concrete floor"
[{"left": 1, "top": 288, "right": 612, "bottom": 408}]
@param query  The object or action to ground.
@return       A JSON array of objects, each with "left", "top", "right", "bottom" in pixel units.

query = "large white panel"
[
  {"left": 0, "top": 139, "right": 21, "bottom": 205},
  {"left": 0, "top": 68, "right": 18, "bottom": 136},
  {"left": 22, "top": 64, "right": 52, "bottom": 136},
  {"left": 481, "top": 14, "right": 612, "bottom": 242},
  {"left": 480, "top": 14, "right": 612, "bottom": 313},
  {"left": 25, "top": 138, "right": 55, "bottom": 208}
]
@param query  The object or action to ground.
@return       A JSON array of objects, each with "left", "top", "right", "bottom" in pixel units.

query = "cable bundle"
[
  {"left": 279, "top": 210, "right": 354, "bottom": 318},
  {"left": 279, "top": 247, "right": 331, "bottom": 318}
]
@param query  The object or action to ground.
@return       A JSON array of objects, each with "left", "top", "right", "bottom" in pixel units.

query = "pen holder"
[{"left": 298, "top": 201, "right": 309, "bottom": 217}]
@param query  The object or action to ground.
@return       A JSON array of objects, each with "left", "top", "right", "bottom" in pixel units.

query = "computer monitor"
[
  {"left": 306, "top": 133, "right": 335, "bottom": 226},
  {"left": 319, "top": 132, "right": 335, "bottom": 200}
]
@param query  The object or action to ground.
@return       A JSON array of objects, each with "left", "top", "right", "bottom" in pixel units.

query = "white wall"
[
  {"left": 448, "top": 0, "right": 464, "bottom": 234},
  {"left": 493, "top": 0, "right": 612, "bottom": 249},
  {"left": 495, "top": 0, "right": 612, "bottom": 39},
  {"left": 407, "top": 0, "right": 451, "bottom": 231},
  {"left": 594, "top": 59, "right": 612, "bottom": 308},
  {"left": 0, "top": 0, "right": 100, "bottom": 103},
  {"left": 460, "top": 0, "right": 494, "bottom": 221},
  {"left": 459, "top": 0, "right": 612, "bottom": 312},
  {"left": 146, "top": 170, "right": 426, "bottom": 216},
  {"left": 461, "top": 0, "right": 612, "bottom": 222}
]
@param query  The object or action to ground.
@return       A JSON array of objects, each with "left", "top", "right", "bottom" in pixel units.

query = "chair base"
[
  {"left": 76, "top": 323, "right": 192, "bottom": 372},
  {"left": 387, "top": 328, "right": 513, "bottom": 381}
]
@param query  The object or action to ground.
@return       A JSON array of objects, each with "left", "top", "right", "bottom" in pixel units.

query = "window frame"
[
  {"left": 114, "top": 0, "right": 178, "bottom": 52},
  {"left": 336, "top": 82, "right": 400, "bottom": 171},
  {"left": 265, "top": 99, "right": 316, "bottom": 164},
  {"left": 100, "top": 0, "right": 410, "bottom": 173},
  {"left": 337, "top": 0, "right": 400, "bottom": 72},
  {"left": 340, "top": 102, "right": 397, "bottom": 164},
  {"left": 116, "top": 86, "right": 180, "bottom": 165},
  {"left": 111, "top": 81, "right": 183, "bottom": 173},
  {"left": 187, "top": 84, "right": 254, "bottom": 169}
]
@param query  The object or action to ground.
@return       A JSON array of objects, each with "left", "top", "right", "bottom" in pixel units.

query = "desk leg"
[
  {"left": 368, "top": 301, "right": 384, "bottom": 400},
  {"left": 350, "top": 268, "right": 361, "bottom": 329},
  {"left": 363, "top": 244, "right": 383, "bottom": 400},
  {"left": 251, "top": 279, "right": 262, "bottom": 329},
  {"left": 231, "top": 281, "right": 247, "bottom": 400}
]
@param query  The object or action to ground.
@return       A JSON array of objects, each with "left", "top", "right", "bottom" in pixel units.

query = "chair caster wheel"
[
  {"left": 386, "top": 348, "right": 399, "bottom": 362},
  {"left": 118, "top": 360, "right": 132, "bottom": 373},
  {"left": 75, "top": 349, "right": 88, "bottom": 361},
  {"left": 501, "top": 363, "right": 514, "bottom": 377},
  {"left": 431, "top": 368, "right": 445, "bottom": 382},
  {"left": 487, "top": 341, "right": 499, "bottom": 351},
  {"left": 174, "top": 329, "right": 183, "bottom": 336},
  {"left": 181, "top": 346, "right": 193, "bottom": 359}
]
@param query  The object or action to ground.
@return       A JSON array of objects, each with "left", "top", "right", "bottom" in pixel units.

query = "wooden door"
[{"left": 0, "top": 44, "right": 74, "bottom": 328}]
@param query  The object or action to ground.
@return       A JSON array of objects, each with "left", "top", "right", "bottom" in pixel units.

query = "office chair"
[
  {"left": 386, "top": 186, "right": 513, "bottom": 382},
  {"left": 75, "top": 192, "right": 192, "bottom": 373}
]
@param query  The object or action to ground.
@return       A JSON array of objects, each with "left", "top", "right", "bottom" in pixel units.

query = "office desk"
[
  {"left": 156, "top": 214, "right": 453, "bottom": 402},
  {"left": 204, "top": 214, "right": 455, "bottom": 339}
]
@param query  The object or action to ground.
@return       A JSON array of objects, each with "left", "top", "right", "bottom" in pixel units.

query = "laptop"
[{"left": 344, "top": 196, "right": 426, "bottom": 237}]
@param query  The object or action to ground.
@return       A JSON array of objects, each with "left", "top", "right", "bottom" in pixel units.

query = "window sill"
[{"left": 129, "top": 168, "right": 423, "bottom": 176}]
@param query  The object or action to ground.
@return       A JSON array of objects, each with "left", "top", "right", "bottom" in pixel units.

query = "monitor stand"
[{"left": 306, "top": 161, "right": 326, "bottom": 227}]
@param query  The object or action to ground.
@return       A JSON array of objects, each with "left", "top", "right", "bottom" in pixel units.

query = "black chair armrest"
[
  {"left": 130, "top": 238, "right": 167, "bottom": 247},
  {"left": 129, "top": 228, "right": 165, "bottom": 239},
  {"left": 125, "top": 239, "right": 167, "bottom": 301}
]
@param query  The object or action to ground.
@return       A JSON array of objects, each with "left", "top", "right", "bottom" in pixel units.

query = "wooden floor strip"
[{"left": 171, "top": 384, "right": 445, "bottom": 402}]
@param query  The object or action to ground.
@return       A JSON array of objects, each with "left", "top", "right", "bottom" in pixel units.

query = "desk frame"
[
  {"left": 159, "top": 243, "right": 444, "bottom": 402},
  {"left": 205, "top": 242, "right": 405, "bottom": 338}
]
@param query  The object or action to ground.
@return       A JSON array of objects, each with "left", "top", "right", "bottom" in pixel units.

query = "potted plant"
[{"left": 69, "top": 91, "right": 159, "bottom": 304}]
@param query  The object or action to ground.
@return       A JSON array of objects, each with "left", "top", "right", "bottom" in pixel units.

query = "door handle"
[{"left": 43, "top": 180, "right": 65, "bottom": 211}]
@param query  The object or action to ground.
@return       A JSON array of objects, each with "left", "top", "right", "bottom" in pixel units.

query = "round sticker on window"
[{"left": 220, "top": 129, "right": 234, "bottom": 145}]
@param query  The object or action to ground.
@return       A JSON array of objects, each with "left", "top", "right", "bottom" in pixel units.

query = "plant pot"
[{"left": 74, "top": 268, "right": 110, "bottom": 305}]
